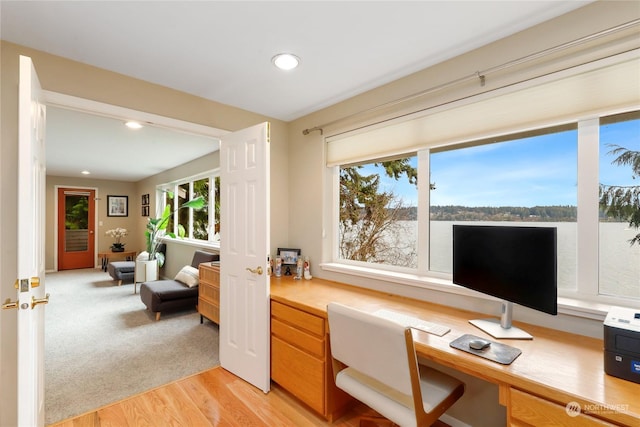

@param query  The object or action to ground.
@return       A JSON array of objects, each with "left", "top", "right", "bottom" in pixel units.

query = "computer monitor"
[{"left": 452, "top": 225, "right": 557, "bottom": 339}]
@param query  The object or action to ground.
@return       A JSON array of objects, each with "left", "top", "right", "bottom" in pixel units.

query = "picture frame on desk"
[{"left": 277, "top": 248, "right": 301, "bottom": 265}]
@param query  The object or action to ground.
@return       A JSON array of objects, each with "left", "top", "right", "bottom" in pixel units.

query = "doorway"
[{"left": 57, "top": 187, "right": 96, "bottom": 270}]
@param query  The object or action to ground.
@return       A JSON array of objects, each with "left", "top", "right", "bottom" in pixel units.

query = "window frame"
[
  {"left": 323, "top": 113, "right": 639, "bottom": 314},
  {"left": 156, "top": 169, "right": 220, "bottom": 250}
]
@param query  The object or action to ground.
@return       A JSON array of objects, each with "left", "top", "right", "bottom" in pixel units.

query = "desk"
[
  {"left": 97, "top": 250, "right": 136, "bottom": 271},
  {"left": 270, "top": 276, "right": 640, "bottom": 426}
]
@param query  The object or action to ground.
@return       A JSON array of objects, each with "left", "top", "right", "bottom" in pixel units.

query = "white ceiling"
[{"left": 0, "top": 1, "right": 593, "bottom": 181}]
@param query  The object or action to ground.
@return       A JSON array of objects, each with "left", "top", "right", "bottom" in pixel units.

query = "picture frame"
[
  {"left": 141, "top": 205, "right": 149, "bottom": 217},
  {"left": 141, "top": 193, "right": 149, "bottom": 206},
  {"left": 107, "top": 195, "right": 128, "bottom": 217},
  {"left": 277, "top": 248, "right": 301, "bottom": 265}
]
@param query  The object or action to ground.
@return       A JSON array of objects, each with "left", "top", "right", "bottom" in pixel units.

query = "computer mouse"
[{"left": 469, "top": 338, "right": 491, "bottom": 351}]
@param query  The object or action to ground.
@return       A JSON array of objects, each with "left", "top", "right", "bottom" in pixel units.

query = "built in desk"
[{"left": 270, "top": 275, "right": 640, "bottom": 426}]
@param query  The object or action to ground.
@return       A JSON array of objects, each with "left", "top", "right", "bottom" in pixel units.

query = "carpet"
[{"left": 44, "top": 268, "right": 220, "bottom": 425}]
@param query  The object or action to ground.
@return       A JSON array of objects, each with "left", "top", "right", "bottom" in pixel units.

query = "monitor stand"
[{"left": 469, "top": 301, "right": 533, "bottom": 340}]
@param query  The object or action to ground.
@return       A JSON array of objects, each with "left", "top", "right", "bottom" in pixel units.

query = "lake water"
[{"left": 392, "top": 221, "right": 639, "bottom": 299}]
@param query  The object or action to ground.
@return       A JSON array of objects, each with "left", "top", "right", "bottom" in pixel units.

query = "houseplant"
[
  {"left": 144, "top": 194, "right": 207, "bottom": 267},
  {"left": 105, "top": 227, "right": 128, "bottom": 252}
]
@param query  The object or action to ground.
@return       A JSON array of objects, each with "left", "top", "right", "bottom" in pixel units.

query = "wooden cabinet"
[
  {"left": 198, "top": 263, "right": 220, "bottom": 324},
  {"left": 270, "top": 300, "right": 352, "bottom": 421},
  {"left": 507, "top": 388, "right": 614, "bottom": 427}
]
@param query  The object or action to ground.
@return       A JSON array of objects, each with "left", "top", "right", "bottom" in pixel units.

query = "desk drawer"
[
  {"left": 271, "top": 301, "right": 324, "bottom": 336},
  {"left": 271, "top": 335, "right": 324, "bottom": 415},
  {"left": 272, "top": 318, "right": 324, "bottom": 358},
  {"left": 509, "top": 389, "right": 613, "bottom": 426}
]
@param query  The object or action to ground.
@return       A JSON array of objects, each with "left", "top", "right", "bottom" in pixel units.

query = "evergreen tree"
[
  {"left": 599, "top": 144, "right": 640, "bottom": 245},
  {"left": 339, "top": 158, "right": 418, "bottom": 266}
]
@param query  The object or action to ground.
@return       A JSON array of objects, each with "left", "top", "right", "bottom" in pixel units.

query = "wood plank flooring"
[
  {"left": 47, "top": 367, "right": 362, "bottom": 426},
  {"left": 48, "top": 366, "right": 450, "bottom": 427}
]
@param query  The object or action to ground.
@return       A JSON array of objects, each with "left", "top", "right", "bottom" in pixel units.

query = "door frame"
[
  {"left": 43, "top": 91, "right": 229, "bottom": 140},
  {"left": 54, "top": 185, "right": 99, "bottom": 270}
]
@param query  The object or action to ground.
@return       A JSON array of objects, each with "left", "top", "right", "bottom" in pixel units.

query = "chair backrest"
[
  {"left": 190, "top": 250, "right": 219, "bottom": 268},
  {"left": 327, "top": 302, "right": 419, "bottom": 398}
]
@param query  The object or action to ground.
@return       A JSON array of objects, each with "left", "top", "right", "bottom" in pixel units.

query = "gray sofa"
[{"left": 139, "top": 250, "right": 219, "bottom": 320}]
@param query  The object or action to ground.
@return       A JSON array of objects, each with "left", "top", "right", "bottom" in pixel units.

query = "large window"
[
  {"left": 158, "top": 171, "right": 220, "bottom": 245},
  {"left": 331, "top": 111, "right": 639, "bottom": 305}
]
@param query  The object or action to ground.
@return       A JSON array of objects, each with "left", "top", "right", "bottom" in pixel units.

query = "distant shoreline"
[{"left": 393, "top": 205, "right": 628, "bottom": 223}]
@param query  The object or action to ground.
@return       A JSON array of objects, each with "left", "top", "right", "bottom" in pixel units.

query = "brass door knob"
[
  {"left": 31, "top": 293, "right": 50, "bottom": 309},
  {"left": 2, "top": 299, "right": 19, "bottom": 310},
  {"left": 246, "top": 266, "right": 264, "bottom": 275}
]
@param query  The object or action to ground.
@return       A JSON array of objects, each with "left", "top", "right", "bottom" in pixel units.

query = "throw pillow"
[{"left": 175, "top": 265, "right": 199, "bottom": 287}]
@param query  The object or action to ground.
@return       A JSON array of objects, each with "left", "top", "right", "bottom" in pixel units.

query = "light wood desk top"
[{"left": 270, "top": 276, "right": 640, "bottom": 426}]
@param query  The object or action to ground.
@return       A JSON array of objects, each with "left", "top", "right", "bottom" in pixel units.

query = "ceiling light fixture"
[
  {"left": 272, "top": 53, "right": 300, "bottom": 71},
  {"left": 125, "top": 121, "right": 143, "bottom": 129},
  {"left": 81, "top": 170, "right": 90, "bottom": 175}
]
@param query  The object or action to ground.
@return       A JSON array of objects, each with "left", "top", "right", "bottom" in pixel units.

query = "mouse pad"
[{"left": 449, "top": 334, "right": 522, "bottom": 365}]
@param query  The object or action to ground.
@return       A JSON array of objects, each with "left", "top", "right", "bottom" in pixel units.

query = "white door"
[
  {"left": 219, "top": 122, "right": 270, "bottom": 392},
  {"left": 16, "top": 55, "right": 48, "bottom": 426}
]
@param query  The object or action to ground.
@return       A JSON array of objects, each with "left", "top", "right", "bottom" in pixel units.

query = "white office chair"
[{"left": 327, "top": 302, "right": 464, "bottom": 427}]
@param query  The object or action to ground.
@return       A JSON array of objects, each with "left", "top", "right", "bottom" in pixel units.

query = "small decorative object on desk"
[
  {"left": 274, "top": 256, "right": 282, "bottom": 277},
  {"left": 303, "top": 256, "right": 312, "bottom": 280},
  {"left": 267, "top": 254, "right": 272, "bottom": 276},
  {"left": 106, "top": 228, "right": 128, "bottom": 252},
  {"left": 294, "top": 256, "right": 303, "bottom": 280}
]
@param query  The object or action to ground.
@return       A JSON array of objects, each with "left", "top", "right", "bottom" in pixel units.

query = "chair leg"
[
  {"left": 118, "top": 280, "right": 122, "bottom": 286},
  {"left": 155, "top": 312, "right": 161, "bottom": 321}
]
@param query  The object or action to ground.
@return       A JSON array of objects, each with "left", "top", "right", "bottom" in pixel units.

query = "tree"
[
  {"left": 599, "top": 144, "right": 640, "bottom": 245},
  {"left": 339, "top": 158, "right": 418, "bottom": 267}
]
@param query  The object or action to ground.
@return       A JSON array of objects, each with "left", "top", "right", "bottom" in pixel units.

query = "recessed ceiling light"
[
  {"left": 272, "top": 53, "right": 300, "bottom": 71},
  {"left": 125, "top": 121, "right": 143, "bottom": 129},
  {"left": 81, "top": 170, "right": 90, "bottom": 175}
]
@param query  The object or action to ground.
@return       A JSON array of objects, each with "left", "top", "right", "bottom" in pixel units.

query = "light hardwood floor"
[{"left": 48, "top": 366, "right": 449, "bottom": 427}]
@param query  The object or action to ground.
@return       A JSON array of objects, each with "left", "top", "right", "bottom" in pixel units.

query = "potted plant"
[
  {"left": 143, "top": 194, "right": 207, "bottom": 266},
  {"left": 105, "top": 227, "right": 128, "bottom": 252}
]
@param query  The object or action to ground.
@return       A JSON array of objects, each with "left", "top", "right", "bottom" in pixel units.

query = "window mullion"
[
  {"left": 577, "top": 118, "right": 600, "bottom": 298},
  {"left": 417, "top": 150, "right": 429, "bottom": 274}
]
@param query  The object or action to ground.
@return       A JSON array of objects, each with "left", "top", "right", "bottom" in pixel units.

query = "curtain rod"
[{"left": 302, "top": 19, "right": 640, "bottom": 136}]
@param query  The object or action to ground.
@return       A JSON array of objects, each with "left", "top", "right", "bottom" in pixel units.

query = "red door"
[{"left": 57, "top": 188, "right": 95, "bottom": 270}]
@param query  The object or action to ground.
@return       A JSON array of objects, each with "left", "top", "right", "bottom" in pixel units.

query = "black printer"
[{"left": 604, "top": 307, "right": 640, "bottom": 384}]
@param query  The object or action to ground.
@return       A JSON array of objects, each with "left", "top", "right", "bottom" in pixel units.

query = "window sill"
[
  {"left": 159, "top": 237, "right": 220, "bottom": 251},
  {"left": 319, "top": 262, "right": 632, "bottom": 323}
]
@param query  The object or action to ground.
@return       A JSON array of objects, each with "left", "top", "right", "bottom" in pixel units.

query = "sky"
[{"left": 361, "top": 118, "right": 639, "bottom": 208}]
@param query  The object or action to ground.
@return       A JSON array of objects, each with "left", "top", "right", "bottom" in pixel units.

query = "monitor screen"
[{"left": 453, "top": 225, "right": 557, "bottom": 316}]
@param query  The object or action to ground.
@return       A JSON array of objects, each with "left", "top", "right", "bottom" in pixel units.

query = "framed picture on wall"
[
  {"left": 107, "top": 195, "right": 128, "bottom": 217},
  {"left": 277, "top": 248, "right": 301, "bottom": 265},
  {"left": 141, "top": 193, "right": 149, "bottom": 206},
  {"left": 142, "top": 205, "right": 149, "bottom": 217}
]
